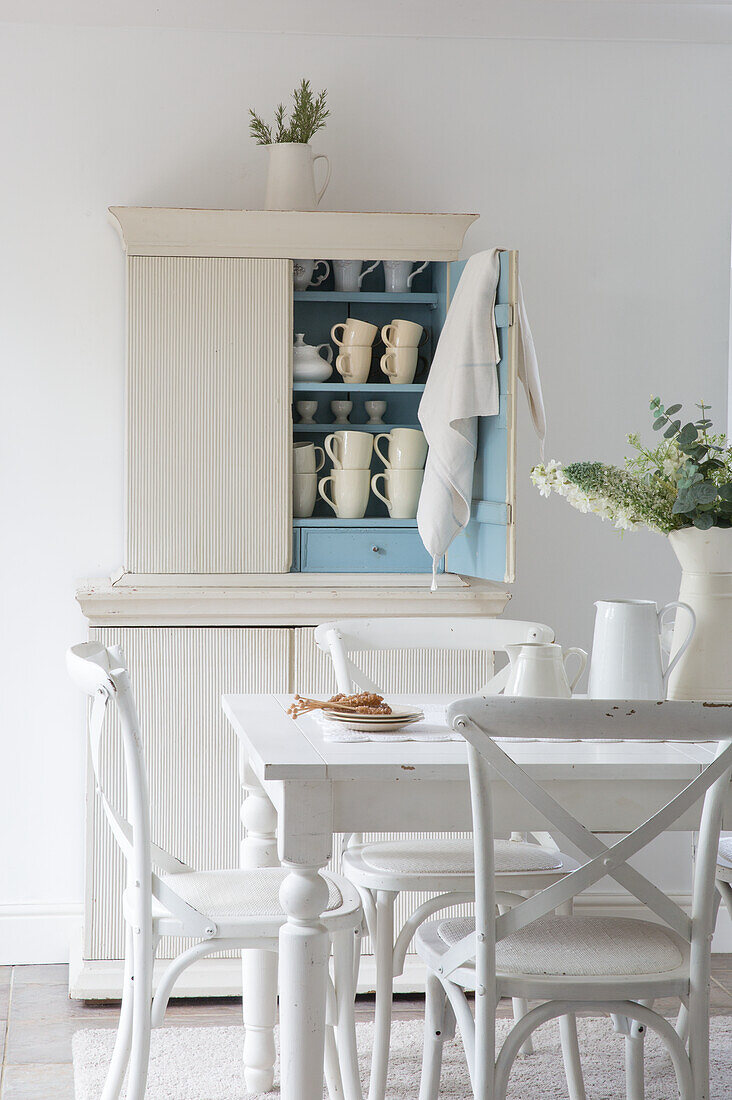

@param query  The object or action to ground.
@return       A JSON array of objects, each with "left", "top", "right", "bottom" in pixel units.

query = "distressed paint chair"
[
  {"left": 415, "top": 697, "right": 732, "bottom": 1100},
  {"left": 314, "top": 617, "right": 582, "bottom": 1100},
  {"left": 67, "top": 641, "right": 364, "bottom": 1100}
]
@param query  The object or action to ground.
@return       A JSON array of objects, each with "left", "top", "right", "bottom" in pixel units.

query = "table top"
[{"left": 221, "top": 693, "right": 716, "bottom": 783}]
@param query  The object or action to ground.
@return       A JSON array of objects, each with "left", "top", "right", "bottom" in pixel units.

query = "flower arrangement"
[
  {"left": 249, "top": 79, "right": 329, "bottom": 145},
  {"left": 531, "top": 398, "right": 732, "bottom": 534}
]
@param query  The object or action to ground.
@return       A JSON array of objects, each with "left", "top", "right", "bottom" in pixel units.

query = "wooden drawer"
[{"left": 300, "top": 526, "right": 441, "bottom": 573}]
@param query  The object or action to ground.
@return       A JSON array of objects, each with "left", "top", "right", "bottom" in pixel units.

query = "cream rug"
[{"left": 73, "top": 1016, "right": 732, "bottom": 1099}]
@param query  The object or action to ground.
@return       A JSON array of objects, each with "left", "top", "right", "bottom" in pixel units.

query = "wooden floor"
[{"left": 1, "top": 961, "right": 731, "bottom": 1098}]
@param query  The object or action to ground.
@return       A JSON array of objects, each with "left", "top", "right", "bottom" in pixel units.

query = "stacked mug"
[
  {"left": 331, "top": 319, "right": 378, "bottom": 384},
  {"left": 292, "top": 441, "right": 325, "bottom": 518},
  {"left": 372, "top": 428, "right": 428, "bottom": 518},
  {"left": 380, "top": 320, "right": 426, "bottom": 384},
  {"left": 318, "top": 431, "right": 374, "bottom": 519}
]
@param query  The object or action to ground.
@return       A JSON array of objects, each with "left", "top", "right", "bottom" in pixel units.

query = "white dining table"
[{"left": 222, "top": 692, "right": 725, "bottom": 1100}]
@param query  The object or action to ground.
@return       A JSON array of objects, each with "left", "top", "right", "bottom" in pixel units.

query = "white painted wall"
[{"left": 1, "top": 10, "right": 731, "bottom": 961}]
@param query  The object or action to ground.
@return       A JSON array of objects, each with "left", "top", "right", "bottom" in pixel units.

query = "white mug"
[
  {"left": 382, "top": 260, "right": 430, "bottom": 293},
  {"left": 336, "top": 346, "right": 372, "bottom": 384},
  {"left": 381, "top": 319, "right": 426, "bottom": 348},
  {"left": 333, "top": 259, "right": 380, "bottom": 292},
  {"left": 505, "top": 642, "right": 587, "bottom": 699},
  {"left": 331, "top": 319, "right": 378, "bottom": 347},
  {"left": 293, "top": 472, "right": 317, "bottom": 518},
  {"left": 374, "top": 428, "right": 427, "bottom": 470},
  {"left": 319, "top": 469, "right": 370, "bottom": 518},
  {"left": 371, "top": 468, "right": 424, "bottom": 518},
  {"left": 293, "top": 259, "right": 330, "bottom": 291},
  {"left": 325, "top": 430, "right": 373, "bottom": 470},
  {"left": 293, "top": 441, "right": 325, "bottom": 474},
  {"left": 380, "top": 346, "right": 425, "bottom": 385},
  {"left": 588, "top": 599, "right": 696, "bottom": 701}
]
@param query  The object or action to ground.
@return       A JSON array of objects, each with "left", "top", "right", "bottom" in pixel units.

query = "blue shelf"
[
  {"left": 294, "top": 291, "right": 438, "bottom": 307},
  {"left": 293, "top": 423, "right": 417, "bottom": 433},
  {"left": 293, "top": 518, "right": 418, "bottom": 527},
  {"left": 293, "top": 382, "right": 425, "bottom": 393}
]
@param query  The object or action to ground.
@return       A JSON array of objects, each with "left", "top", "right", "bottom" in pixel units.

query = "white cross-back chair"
[
  {"left": 314, "top": 618, "right": 582, "bottom": 1100},
  {"left": 67, "top": 641, "right": 364, "bottom": 1100},
  {"left": 415, "top": 697, "right": 732, "bottom": 1100}
]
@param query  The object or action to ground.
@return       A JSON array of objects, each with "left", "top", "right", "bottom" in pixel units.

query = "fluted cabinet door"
[
  {"left": 86, "top": 627, "right": 291, "bottom": 961},
  {"left": 126, "top": 257, "right": 292, "bottom": 573}
]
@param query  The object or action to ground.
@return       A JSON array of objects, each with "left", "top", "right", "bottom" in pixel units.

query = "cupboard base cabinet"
[{"left": 72, "top": 208, "right": 518, "bottom": 997}]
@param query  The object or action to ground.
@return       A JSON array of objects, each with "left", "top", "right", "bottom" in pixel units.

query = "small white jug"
[
  {"left": 587, "top": 599, "right": 696, "bottom": 701},
  {"left": 504, "top": 642, "right": 587, "bottom": 698}
]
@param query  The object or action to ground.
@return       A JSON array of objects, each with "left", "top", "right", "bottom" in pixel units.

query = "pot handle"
[
  {"left": 316, "top": 343, "right": 333, "bottom": 364},
  {"left": 562, "top": 647, "right": 588, "bottom": 692},
  {"left": 658, "top": 601, "right": 696, "bottom": 689},
  {"left": 313, "top": 154, "right": 331, "bottom": 205}
]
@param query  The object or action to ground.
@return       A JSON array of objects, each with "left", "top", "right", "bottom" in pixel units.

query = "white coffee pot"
[
  {"left": 292, "top": 333, "right": 333, "bottom": 382},
  {"left": 504, "top": 642, "right": 587, "bottom": 698},
  {"left": 588, "top": 599, "right": 695, "bottom": 701}
]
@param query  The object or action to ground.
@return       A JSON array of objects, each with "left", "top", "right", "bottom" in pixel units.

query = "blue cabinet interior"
[{"left": 291, "top": 255, "right": 510, "bottom": 580}]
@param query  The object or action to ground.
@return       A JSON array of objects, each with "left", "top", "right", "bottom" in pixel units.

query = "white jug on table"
[
  {"left": 504, "top": 642, "right": 587, "bottom": 698},
  {"left": 587, "top": 598, "right": 695, "bottom": 701}
]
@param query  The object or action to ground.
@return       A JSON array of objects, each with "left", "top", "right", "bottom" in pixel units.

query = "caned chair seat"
[
  {"left": 359, "top": 837, "right": 566, "bottom": 876},
  {"left": 429, "top": 914, "right": 686, "bottom": 976},
  {"left": 717, "top": 837, "right": 732, "bottom": 883},
  {"left": 161, "top": 867, "right": 344, "bottom": 920}
]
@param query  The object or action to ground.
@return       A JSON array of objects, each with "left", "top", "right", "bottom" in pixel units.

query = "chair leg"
[
  {"left": 125, "top": 923, "right": 154, "bottom": 1100},
  {"left": 419, "top": 971, "right": 448, "bottom": 1100},
  {"left": 623, "top": 1001, "right": 653, "bottom": 1100},
  {"left": 559, "top": 1013, "right": 587, "bottom": 1100},
  {"left": 367, "top": 891, "right": 396, "bottom": 1100},
  {"left": 333, "top": 929, "right": 364, "bottom": 1100},
  {"left": 325, "top": 1025, "right": 346, "bottom": 1100},
  {"left": 512, "top": 998, "right": 534, "bottom": 1055},
  {"left": 101, "top": 925, "right": 134, "bottom": 1100},
  {"left": 242, "top": 947, "right": 278, "bottom": 1093}
]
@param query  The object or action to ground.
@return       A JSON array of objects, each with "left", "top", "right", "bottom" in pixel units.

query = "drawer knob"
[{"left": 371, "top": 545, "right": 381, "bottom": 553}]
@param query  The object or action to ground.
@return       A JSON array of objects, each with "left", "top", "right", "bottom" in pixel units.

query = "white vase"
[
  {"left": 264, "top": 143, "right": 331, "bottom": 211},
  {"left": 666, "top": 527, "right": 732, "bottom": 701}
]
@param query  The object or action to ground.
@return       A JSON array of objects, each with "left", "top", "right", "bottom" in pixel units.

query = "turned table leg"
[
  {"left": 277, "top": 778, "right": 334, "bottom": 1100},
  {"left": 240, "top": 758, "right": 279, "bottom": 1093}
]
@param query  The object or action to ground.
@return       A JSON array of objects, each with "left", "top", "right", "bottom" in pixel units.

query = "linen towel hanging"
[{"left": 417, "top": 249, "right": 546, "bottom": 587}]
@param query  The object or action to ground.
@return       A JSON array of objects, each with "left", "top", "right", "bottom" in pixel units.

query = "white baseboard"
[
  {"left": 0, "top": 903, "right": 83, "bottom": 965},
  {"left": 68, "top": 891, "right": 732, "bottom": 1001}
]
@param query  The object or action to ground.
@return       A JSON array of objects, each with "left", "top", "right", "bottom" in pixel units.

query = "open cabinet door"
[{"left": 446, "top": 250, "right": 518, "bottom": 583}]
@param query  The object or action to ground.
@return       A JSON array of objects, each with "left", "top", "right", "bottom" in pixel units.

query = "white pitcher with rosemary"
[
  {"left": 249, "top": 78, "right": 331, "bottom": 210},
  {"left": 531, "top": 398, "right": 732, "bottom": 701}
]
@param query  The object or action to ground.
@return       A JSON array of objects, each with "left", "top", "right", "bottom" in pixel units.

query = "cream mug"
[
  {"left": 374, "top": 428, "right": 427, "bottom": 470},
  {"left": 336, "top": 346, "right": 372, "bottom": 384},
  {"left": 325, "top": 430, "right": 373, "bottom": 470},
  {"left": 292, "top": 472, "right": 317, "bottom": 518},
  {"left": 381, "top": 319, "right": 426, "bottom": 348},
  {"left": 319, "top": 469, "right": 370, "bottom": 518},
  {"left": 331, "top": 319, "right": 378, "bottom": 347},
  {"left": 293, "top": 440, "right": 325, "bottom": 474},
  {"left": 371, "top": 469, "right": 424, "bottom": 518},
  {"left": 380, "top": 346, "right": 425, "bottom": 385}
]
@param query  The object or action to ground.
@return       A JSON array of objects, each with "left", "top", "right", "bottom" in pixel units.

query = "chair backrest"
[
  {"left": 441, "top": 697, "right": 732, "bottom": 1072},
  {"left": 67, "top": 642, "right": 203, "bottom": 931},
  {"left": 313, "top": 617, "right": 555, "bottom": 694}
]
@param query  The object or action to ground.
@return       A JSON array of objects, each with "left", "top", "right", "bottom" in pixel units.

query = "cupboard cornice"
[
  {"left": 75, "top": 574, "right": 510, "bottom": 626},
  {"left": 109, "top": 208, "right": 478, "bottom": 260}
]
